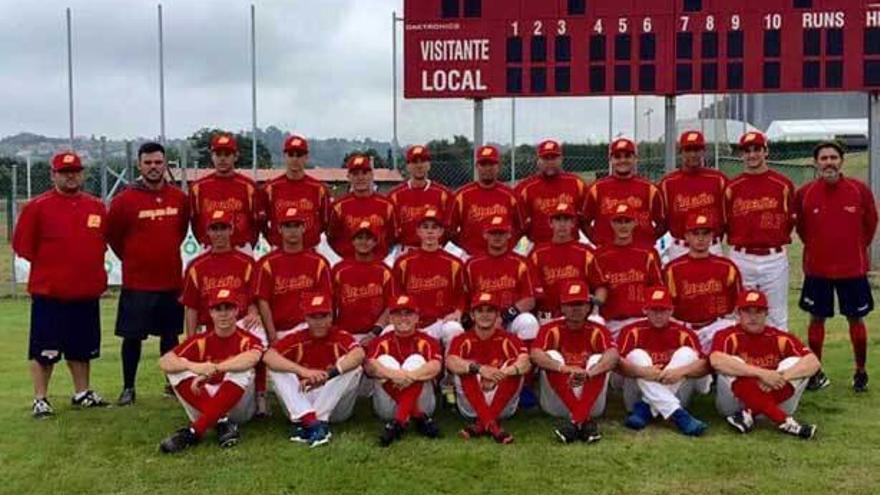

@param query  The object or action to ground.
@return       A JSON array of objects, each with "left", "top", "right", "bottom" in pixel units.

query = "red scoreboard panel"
[{"left": 403, "top": 0, "right": 880, "bottom": 98}]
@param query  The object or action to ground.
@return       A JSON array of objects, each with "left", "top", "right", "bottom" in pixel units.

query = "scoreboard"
[{"left": 404, "top": 0, "right": 880, "bottom": 98}]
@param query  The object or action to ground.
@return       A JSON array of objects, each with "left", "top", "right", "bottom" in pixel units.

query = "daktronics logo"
[{"left": 405, "top": 22, "right": 461, "bottom": 31}]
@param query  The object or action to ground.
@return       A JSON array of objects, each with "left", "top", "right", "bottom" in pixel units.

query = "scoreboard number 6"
[{"left": 643, "top": 17, "right": 652, "bottom": 33}]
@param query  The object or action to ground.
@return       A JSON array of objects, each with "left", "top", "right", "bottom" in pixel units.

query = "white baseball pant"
[
  {"left": 269, "top": 364, "right": 363, "bottom": 423},
  {"left": 508, "top": 312, "right": 540, "bottom": 340},
  {"left": 729, "top": 248, "right": 789, "bottom": 330},
  {"left": 621, "top": 347, "right": 712, "bottom": 419},
  {"left": 538, "top": 351, "right": 609, "bottom": 419},
  {"left": 715, "top": 356, "right": 808, "bottom": 417},
  {"left": 692, "top": 317, "right": 737, "bottom": 354},
  {"left": 166, "top": 369, "right": 256, "bottom": 424},
  {"left": 371, "top": 354, "right": 437, "bottom": 421}
]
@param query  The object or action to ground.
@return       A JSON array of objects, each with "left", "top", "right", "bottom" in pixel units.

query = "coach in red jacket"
[
  {"left": 13, "top": 151, "right": 109, "bottom": 418},
  {"left": 107, "top": 142, "right": 190, "bottom": 406},
  {"left": 795, "top": 141, "right": 878, "bottom": 393}
]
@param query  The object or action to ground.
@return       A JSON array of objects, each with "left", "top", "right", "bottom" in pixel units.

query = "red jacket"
[
  {"left": 795, "top": 176, "right": 878, "bottom": 279},
  {"left": 106, "top": 181, "right": 189, "bottom": 291},
  {"left": 13, "top": 189, "right": 107, "bottom": 299},
  {"left": 189, "top": 171, "right": 265, "bottom": 248},
  {"left": 582, "top": 175, "right": 666, "bottom": 248},
  {"left": 263, "top": 173, "right": 331, "bottom": 249}
]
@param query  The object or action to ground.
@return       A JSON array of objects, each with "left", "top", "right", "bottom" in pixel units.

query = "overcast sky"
[{"left": 0, "top": 0, "right": 707, "bottom": 145}]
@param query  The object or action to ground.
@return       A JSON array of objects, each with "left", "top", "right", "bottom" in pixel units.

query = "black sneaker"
[
  {"left": 580, "top": 420, "right": 602, "bottom": 444},
  {"left": 289, "top": 422, "right": 310, "bottom": 443},
  {"left": 159, "top": 427, "right": 198, "bottom": 453},
  {"left": 413, "top": 415, "right": 440, "bottom": 439},
  {"left": 163, "top": 384, "right": 175, "bottom": 398},
  {"left": 216, "top": 419, "right": 240, "bottom": 448},
  {"left": 778, "top": 417, "right": 817, "bottom": 439},
  {"left": 117, "top": 388, "right": 136, "bottom": 406},
  {"left": 553, "top": 422, "right": 580, "bottom": 444},
  {"left": 71, "top": 390, "right": 109, "bottom": 408},
  {"left": 726, "top": 409, "right": 755, "bottom": 434},
  {"left": 379, "top": 421, "right": 405, "bottom": 447},
  {"left": 806, "top": 370, "right": 831, "bottom": 391},
  {"left": 853, "top": 371, "right": 869, "bottom": 393},
  {"left": 32, "top": 398, "right": 54, "bottom": 419}
]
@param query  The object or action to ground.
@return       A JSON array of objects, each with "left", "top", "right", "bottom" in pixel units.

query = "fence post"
[
  {"left": 10, "top": 160, "right": 18, "bottom": 297},
  {"left": 100, "top": 136, "right": 108, "bottom": 202},
  {"left": 125, "top": 140, "right": 134, "bottom": 183}
]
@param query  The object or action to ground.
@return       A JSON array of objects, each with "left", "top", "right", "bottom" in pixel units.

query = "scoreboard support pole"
[
  {"left": 869, "top": 92, "right": 880, "bottom": 269},
  {"left": 664, "top": 96, "right": 676, "bottom": 173},
  {"left": 473, "top": 98, "right": 484, "bottom": 180}
]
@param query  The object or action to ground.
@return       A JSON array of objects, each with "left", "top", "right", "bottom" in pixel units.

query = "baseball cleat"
[
  {"left": 458, "top": 422, "right": 485, "bottom": 440},
  {"left": 806, "top": 370, "right": 831, "bottom": 391},
  {"left": 308, "top": 422, "right": 332, "bottom": 448},
  {"left": 553, "top": 422, "right": 580, "bottom": 444},
  {"left": 777, "top": 417, "right": 817, "bottom": 439},
  {"left": 414, "top": 415, "right": 440, "bottom": 439},
  {"left": 379, "top": 421, "right": 405, "bottom": 447},
  {"left": 32, "top": 398, "right": 54, "bottom": 419},
  {"left": 624, "top": 401, "right": 652, "bottom": 430},
  {"left": 671, "top": 409, "right": 708, "bottom": 437},
  {"left": 116, "top": 388, "right": 136, "bottom": 406},
  {"left": 289, "top": 422, "right": 310, "bottom": 443},
  {"left": 159, "top": 427, "right": 198, "bottom": 454},
  {"left": 216, "top": 419, "right": 240, "bottom": 448},
  {"left": 580, "top": 420, "right": 602, "bottom": 444},
  {"left": 853, "top": 371, "right": 869, "bottom": 393},
  {"left": 726, "top": 409, "right": 755, "bottom": 434},
  {"left": 71, "top": 390, "right": 109, "bottom": 409}
]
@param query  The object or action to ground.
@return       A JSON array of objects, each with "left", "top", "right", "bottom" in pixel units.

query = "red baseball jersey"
[
  {"left": 263, "top": 173, "right": 331, "bottom": 248},
  {"left": 332, "top": 259, "right": 395, "bottom": 334},
  {"left": 724, "top": 170, "right": 795, "bottom": 248},
  {"left": 514, "top": 172, "right": 587, "bottom": 244},
  {"left": 449, "top": 182, "right": 524, "bottom": 256},
  {"left": 393, "top": 249, "right": 467, "bottom": 326},
  {"left": 387, "top": 180, "right": 453, "bottom": 248},
  {"left": 181, "top": 250, "right": 256, "bottom": 325},
  {"left": 328, "top": 193, "right": 396, "bottom": 260},
  {"left": 659, "top": 167, "right": 727, "bottom": 239},
  {"left": 367, "top": 331, "right": 443, "bottom": 363},
  {"left": 448, "top": 328, "right": 527, "bottom": 367},
  {"left": 173, "top": 328, "right": 264, "bottom": 384},
  {"left": 593, "top": 244, "right": 663, "bottom": 320},
  {"left": 582, "top": 175, "right": 665, "bottom": 248},
  {"left": 711, "top": 325, "right": 811, "bottom": 370},
  {"left": 529, "top": 241, "right": 604, "bottom": 316},
  {"left": 255, "top": 249, "right": 332, "bottom": 331},
  {"left": 532, "top": 320, "right": 615, "bottom": 365},
  {"left": 617, "top": 319, "right": 702, "bottom": 367},
  {"left": 13, "top": 189, "right": 107, "bottom": 300},
  {"left": 106, "top": 182, "right": 189, "bottom": 291},
  {"left": 464, "top": 252, "right": 537, "bottom": 310},
  {"left": 664, "top": 255, "right": 742, "bottom": 326},
  {"left": 795, "top": 177, "right": 879, "bottom": 279},
  {"left": 272, "top": 327, "right": 360, "bottom": 370},
  {"left": 189, "top": 171, "right": 265, "bottom": 248}
]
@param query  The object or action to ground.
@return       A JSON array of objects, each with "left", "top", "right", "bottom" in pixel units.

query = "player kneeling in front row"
[
  {"left": 365, "top": 295, "right": 443, "bottom": 447},
  {"left": 530, "top": 280, "right": 618, "bottom": 444},
  {"left": 263, "top": 294, "right": 365, "bottom": 448},
  {"left": 617, "top": 286, "right": 710, "bottom": 436},
  {"left": 711, "top": 290, "right": 821, "bottom": 439},
  {"left": 158, "top": 289, "right": 264, "bottom": 453},
  {"left": 446, "top": 292, "right": 531, "bottom": 444}
]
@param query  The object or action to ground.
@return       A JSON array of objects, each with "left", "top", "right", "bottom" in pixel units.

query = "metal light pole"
[
  {"left": 664, "top": 96, "right": 676, "bottom": 172},
  {"left": 158, "top": 4, "right": 166, "bottom": 144},
  {"left": 510, "top": 97, "right": 516, "bottom": 183},
  {"left": 66, "top": 8, "right": 74, "bottom": 149},
  {"left": 250, "top": 4, "right": 258, "bottom": 177},
  {"left": 868, "top": 92, "right": 880, "bottom": 268},
  {"left": 644, "top": 108, "right": 654, "bottom": 158},
  {"left": 391, "top": 11, "right": 402, "bottom": 171},
  {"left": 473, "top": 99, "right": 484, "bottom": 180}
]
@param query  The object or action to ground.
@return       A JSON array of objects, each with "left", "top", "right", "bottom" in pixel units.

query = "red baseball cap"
[
  {"left": 471, "top": 291, "right": 500, "bottom": 310},
  {"left": 537, "top": 139, "right": 562, "bottom": 159},
  {"left": 345, "top": 154, "right": 373, "bottom": 171},
  {"left": 51, "top": 151, "right": 84, "bottom": 172},
  {"left": 679, "top": 131, "right": 706, "bottom": 151},
  {"left": 283, "top": 135, "right": 309, "bottom": 154},
  {"left": 483, "top": 215, "right": 512, "bottom": 233},
  {"left": 278, "top": 207, "right": 307, "bottom": 225},
  {"left": 685, "top": 213, "right": 715, "bottom": 232},
  {"left": 207, "top": 288, "right": 239, "bottom": 310},
  {"left": 643, "top": 286, "right": 674, "bottom": 310},
  {"left": 559, "top": 280, "right": 591, "bottom": 305},
  {"left": 737, "top": 290, "right": 769, "bottom": 310},
  {"left": 303, "top": 293, "right": 333, "bottom": 316},
  {"left": 475, "top": 145, "right": 500, "bottom": 165},
  {"left": 417, "top": 208, "right": 444, "bottom": 227},
  {"left": 609, "top": 138, "right": 636, "bottom": 156},
  {"left": 610, "top": 203, "right": 636, "bottom": 221},
  {"left": 211, "top": 133, "right": 238, "bottom": 153},
  {"left": 353, "top": 219, "right": 381, "bottom": 239},
  {"left": 206, "top": 209, "right": 233, "bottom": 228},
  {"left": 550, "top": 202, "right": 577, "bottom": 219},
  {"left": 739, "top": 131, "right": 767, "bottom": 150},
  {"left": 406, "top": 145, "right": 431, "bottom": 163},
  {"left": 388, "top": 294, "right": 419, "bottom": 313}
]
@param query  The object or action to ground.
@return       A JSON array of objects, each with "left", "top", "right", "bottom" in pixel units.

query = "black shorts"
[
  {"left": 799, "top": 276, "right": 874, "bottom": 319},
  {"left": 29, "top": 296, "right": 101, "bottom": 365},
  {"left": 114, "top": 289, "right": 184, "bottom": 339}
]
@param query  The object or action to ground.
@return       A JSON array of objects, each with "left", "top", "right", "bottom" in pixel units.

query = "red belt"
[{"left": 733, "top": 246, "right": 783, "bottom": 255}]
